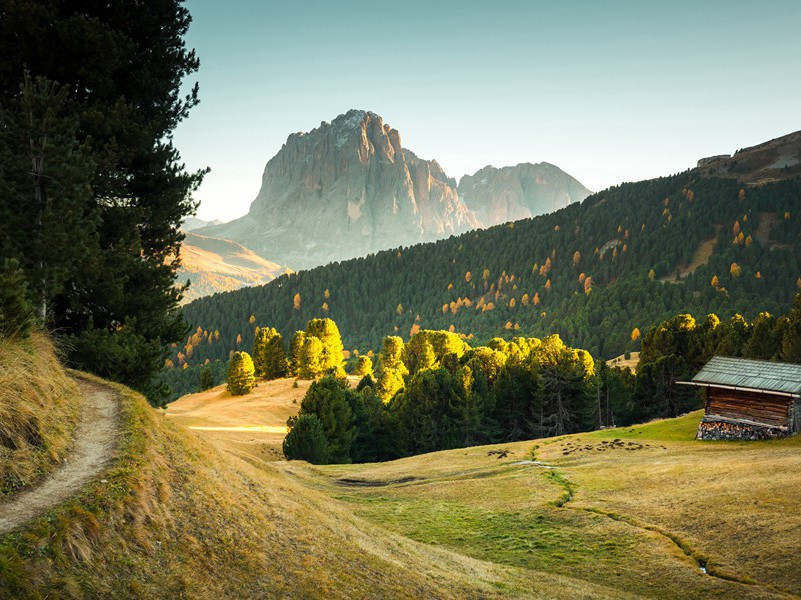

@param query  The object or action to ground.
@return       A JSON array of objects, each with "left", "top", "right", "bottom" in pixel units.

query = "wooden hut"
[{"left": 685, "top": 357, "right": 801, "bottom": 440}]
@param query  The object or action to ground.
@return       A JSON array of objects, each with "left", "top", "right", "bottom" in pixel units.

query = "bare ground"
[{"left": 0, "top": 378, "right": 119, "bottom": 535}]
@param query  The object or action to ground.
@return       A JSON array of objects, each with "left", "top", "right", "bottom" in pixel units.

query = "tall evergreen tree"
[
  {"left": 253, "top": 327, "right": 288, "bottom": 379},
  {"left": 227, "top": 351, "right": 255, "bottom": 395},
  {"left": 298, "top": 336, "right": 324, "bottom": 379},
  {"left": 377, "top": 336, "right": 408, "bottom": 402},
  {"left": 288, "top": 330, "right": 306, "bottom": 376},
  {"left": 0, "top": 1, "right": 205, "bottom": 401}
]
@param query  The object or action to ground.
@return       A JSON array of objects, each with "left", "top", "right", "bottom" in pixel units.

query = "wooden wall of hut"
[{"left": 706, "top": 388, "right": 791, "bottom": 428}]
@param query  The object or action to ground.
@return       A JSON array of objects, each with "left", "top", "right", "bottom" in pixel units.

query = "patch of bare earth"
[{"left": 659, "top": 233, "right": 718, "bottom": 283}]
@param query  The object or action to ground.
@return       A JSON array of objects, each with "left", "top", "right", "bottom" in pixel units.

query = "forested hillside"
[{"left": 170, "top": 172, "right": 801, "bottom": 396}]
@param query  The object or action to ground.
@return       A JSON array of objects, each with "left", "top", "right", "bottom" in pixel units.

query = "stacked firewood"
[{"left": 698, "top": 420, "right": 782, "bottom": 441}]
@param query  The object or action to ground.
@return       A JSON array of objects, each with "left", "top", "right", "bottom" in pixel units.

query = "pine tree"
[
  {"left": 283, "top": 414, "right": 329, "bottom": 464},
  {"left": 353, "top": 355, "right": 374, "bottom": 378},
  {"left": 227, "top": 351, "right": 255, "bottom": 395},
  {"left": 298, "top": 336, "right": 324, "bottom": 379},
  {"left": 200, "top": 366, "right": 214, "bottom": 390},
  {"left": 378, "top": 336, "right": 408, "bottom": 402},
  {"left": 0, "top": 259, "right": 35, "bottom": 338},
  {"left": 253, "top": 327, "right": 288, "bottom": 379},
  {"left": 288, "top": 330, "right": 306, "bottom": 376},
  {"left": 305, "top": 318, "right": 344, "bottom": 375},
  {"left": 0, "top": 3, "right": 205, "bottom": 401}
]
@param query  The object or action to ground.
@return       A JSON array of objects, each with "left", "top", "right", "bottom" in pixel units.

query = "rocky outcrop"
[
  {"left": 199, "top": 110, "right": 479, "bottom": 270},
  {"left": 696, "top": 130, "right": 801, "bottom": 184},
  {"left": 458, "top": 163, "right": 591, "bottom": 226}
]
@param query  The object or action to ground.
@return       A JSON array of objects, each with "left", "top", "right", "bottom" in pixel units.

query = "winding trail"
[{"left": 0, "top": 378, "right": 119, "bottom": 535}]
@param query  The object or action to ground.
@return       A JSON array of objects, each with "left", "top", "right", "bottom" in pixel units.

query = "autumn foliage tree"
[
  {"left": 227, "top": 351, "right": 255, "bottom": 395},
  {"left": 252, "top": 327, "right": 288, "bottom": 380}
]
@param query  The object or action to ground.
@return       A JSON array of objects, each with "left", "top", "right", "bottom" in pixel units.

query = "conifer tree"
[
  {"left": 283, "top": 414, "right": 329, "bottom": 464},
  {"left": 378, "top": 336, "right": 408, "bottom": 402},
  {"left": 227, "top": 351, "right": 255, "bottom": 395},
  {"left": 305, "top": 318, "right": 345, "bottom": 375},
  {"left": 298, "top": 336, "right": 324, "bottom": 379},
  {"left": 353, "top": 355, "right": 374, "bottom": 378},
  {"left": 200, "top": 365, "right": 214, "bottom": 390},
  {"left": 289, "top": 330, "right": 306, "bottom": 376},
  {"left": 0, "top": 259, "right": 35, "bottom": 339},
  {"left": 253, "top": 326, "right": 288, "bottom": 379},
  {"left": 0, "top": 2, "right": 205, "bottom": 401}
]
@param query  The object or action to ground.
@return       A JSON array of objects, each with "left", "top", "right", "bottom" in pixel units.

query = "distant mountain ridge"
[
  {"left": 198, "top": 110, "right": 589, "bottom": 270},
  {"left": 458, "top": 162, "right": 591, "bottom": 225},
  {"left": 176, "top": 232, "right": 290, "bottom": 303},
  {"left": 198, "top": 110, "right": 479, "bottom": 270},
  {"left": 697, "top": 129, "right": 801, "bottom": 184},
  {"left": 182, "top": 216, "right": 223, "bottom": 232}
]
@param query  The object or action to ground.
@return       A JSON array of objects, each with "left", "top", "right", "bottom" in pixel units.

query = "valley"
[
  {"left": 103, "top": 372, "right": 801, "bottom": 598},
  {"left": 2, "top": 3, "right": 800, "bottom": 597}
]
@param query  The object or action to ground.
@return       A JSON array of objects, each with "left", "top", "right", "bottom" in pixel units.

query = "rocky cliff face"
[
  {"left": 458, "top": 163, "right": 591, "bottom": 226},
  {"left": 199, "top": 110, "right": 479, "bottom": 270}
]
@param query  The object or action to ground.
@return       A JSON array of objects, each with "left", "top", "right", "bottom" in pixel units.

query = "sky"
[{"left": 173, "top": 0, "right": 801, "bottom": 222}]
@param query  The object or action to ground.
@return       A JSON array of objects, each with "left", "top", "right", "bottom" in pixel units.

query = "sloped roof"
[{"left": 693, "top": 356, "right": 801, "bottom": 395}]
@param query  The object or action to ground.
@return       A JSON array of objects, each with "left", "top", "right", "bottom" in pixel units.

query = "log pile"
[{"left": 697, "top": 419, "right": 785, "bottom": 441}]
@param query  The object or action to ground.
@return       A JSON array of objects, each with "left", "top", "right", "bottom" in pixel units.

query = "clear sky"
[{"left": 173, "top": 0, "right": 801, "bottom": 222}]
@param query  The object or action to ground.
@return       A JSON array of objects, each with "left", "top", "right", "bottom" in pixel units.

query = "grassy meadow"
[{"left": 281, "top": 411, "right": 801, "bottom": 599}]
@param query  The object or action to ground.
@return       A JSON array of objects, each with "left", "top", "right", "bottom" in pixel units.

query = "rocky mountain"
[
  {"left": 198, "top": 110, "right": 480, "bottom": 270},
  {"left": 176, "top": 232, "right": 290, "bottom": 304},
  {"left": 696, "top": 130, "right": 801, "bottom": 184},
  {"left": 458, "top": 162, "right": 592, "bottom": 225}
]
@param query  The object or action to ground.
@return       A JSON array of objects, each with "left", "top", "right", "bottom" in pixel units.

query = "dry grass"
[
  {"left": 5, "top": 360, "right": 800, "bottom": 598},
  {"left": 0, "top": 333, "right": 80, "bottom": 497},
  {"left": 3, "top": 373, "right": 625, "bottom": 599},
  {"left": 165, "top": 376, "right": 360, "bottom": 462},
  {"left": 164, "top": 377, "right": 310, "bottom": 461}
]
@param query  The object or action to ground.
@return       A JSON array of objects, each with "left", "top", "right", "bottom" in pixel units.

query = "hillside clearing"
[{"left": 658, "top": 236, "right": 717, "bottom": 283}]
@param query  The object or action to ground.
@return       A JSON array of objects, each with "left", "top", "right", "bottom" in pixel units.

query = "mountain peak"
[
  {"left": 199, "top": 111, "right": 475, "bottom": 270},
  {"left": 458, "top": 162, "right": 591, "bottom": 225}
]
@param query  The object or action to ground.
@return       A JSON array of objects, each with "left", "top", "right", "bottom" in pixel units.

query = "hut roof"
[{"left": 692, "top": 357, "right": 801, "bottom": 396}]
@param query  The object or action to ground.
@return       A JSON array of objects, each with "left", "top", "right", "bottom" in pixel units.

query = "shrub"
[
  {"left": 283, "top": 414, "right": 329, "bottom": 464},
  {"left": 227, "top": 351, "right": 255, "bottom": 395}
]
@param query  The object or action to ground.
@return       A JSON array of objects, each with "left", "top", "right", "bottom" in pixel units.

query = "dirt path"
[{"left": 0, "top": 378, "right": 119, "bottom": 535}]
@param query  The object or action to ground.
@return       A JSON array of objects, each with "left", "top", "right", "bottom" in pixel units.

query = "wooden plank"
[{"left": 706, "top": 388, "right": 790, "bottom": 427}]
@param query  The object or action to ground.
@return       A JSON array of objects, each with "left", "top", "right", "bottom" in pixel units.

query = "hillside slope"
[
  {"left": 280, "top": 412, "right": 801, "bottom": 598},
  {"left": 1, "top": 372, "right": 625, "bottom": 598},
  {"left": 176, "top": 164, "right": 801, "bottom": 374},
  {"left": 176, "top": 232, "right": 290, "bottom": 303},
  {"left": 0, "top": 334, "right": 81, "bottom": 498},
  {"left": 697, "top": 130, "right": 801, "bottom": 184}
]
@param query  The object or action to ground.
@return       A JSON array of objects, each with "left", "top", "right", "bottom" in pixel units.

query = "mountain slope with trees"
[{"left": 172, "top": 161, "right": 801, "bottom": 392}]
